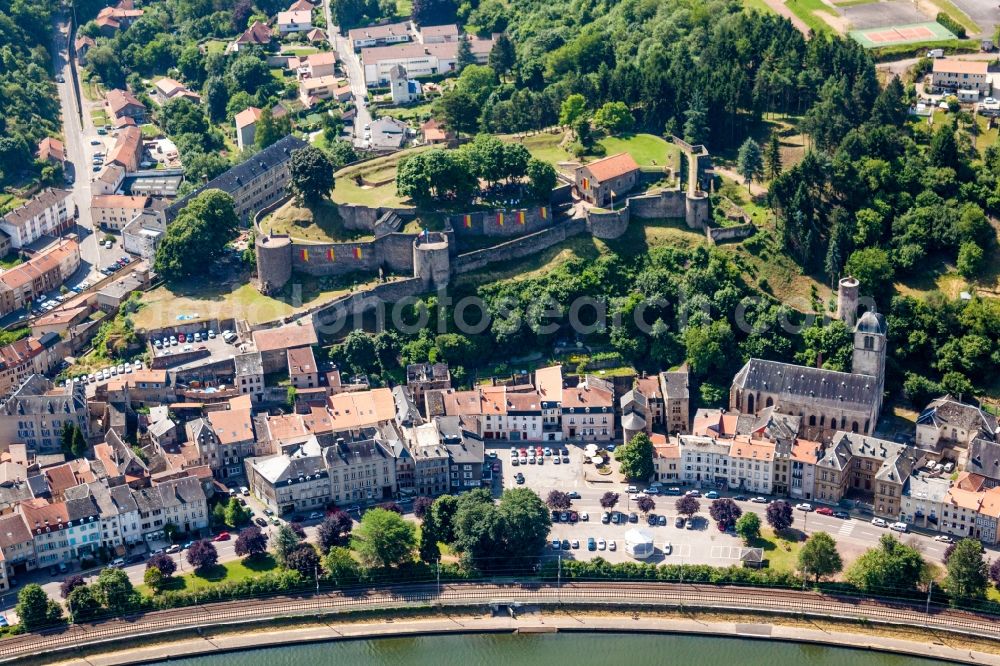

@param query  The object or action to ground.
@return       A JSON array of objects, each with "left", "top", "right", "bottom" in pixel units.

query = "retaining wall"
[
  {"left": 452, "top": 219, "right": 588, "bottom": 274},
  {"left": 310, "top": 277, "right": 426, "bottom": 332},
  {"left": 707, "top": 223, "right": 756, "bottom": 244}
]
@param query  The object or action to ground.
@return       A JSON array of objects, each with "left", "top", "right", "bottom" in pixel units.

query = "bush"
[{"left": 936, "top": 12, "right": 966, "bottom": 38}]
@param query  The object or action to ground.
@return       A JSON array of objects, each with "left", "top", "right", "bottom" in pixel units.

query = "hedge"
[{"left": 936, "top": 12, "right": 967, "bottom": 38}]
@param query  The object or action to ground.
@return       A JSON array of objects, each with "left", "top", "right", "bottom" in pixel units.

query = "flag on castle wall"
[
  {"left": 300, "top": 248, "right": 309, "bottom": 262},
  {"left": 353, "top": 247, "right": 363, "bottom": 259},
  {"left": 517, "top": 211, "right": 526, "bottom": 225},
  {"left": 463, "top": 214, "right": 472, "bottom": 228},
  {"left": 540, "top": 207, "right": 548, "bottom": 219},
  {"left": 327, "top": 248, "right": 335, "bottom": 261},
  {"left": 497, "top": 212, "right": 504, "bottom": 226}
]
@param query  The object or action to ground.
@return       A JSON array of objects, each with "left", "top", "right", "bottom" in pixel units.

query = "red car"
[
  {"left": 816, "top": 507, "right": 834, "bottom": 516},
  {"left": 178, "top": 333, "right": 186, "bottom": 343},
  {"left": 213, "top": 531, "right": 230, "bottom": 541}
]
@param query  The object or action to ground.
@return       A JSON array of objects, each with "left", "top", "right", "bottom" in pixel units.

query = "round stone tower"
[
  {"left": 685, "top": 191, "right": 710, "bottom": 230},
  {"left": 413, "top": 232, "right": 450, "bottom": 289},
  {"left": 256, "top": 234, "right": 293, "bottom": 294},
  {"left": 837, "top": 276, "right": 860, "bottom": 329}
]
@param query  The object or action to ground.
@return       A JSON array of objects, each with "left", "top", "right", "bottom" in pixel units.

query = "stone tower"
[
  {"left": 389, "top": 64, "right": 410, "bottom": 105},
  {"left": 852, "top": 311, "right": 887, "bottom": 381},
  {"left": 837, "top": 276, "right": 860, "bottom": 328},
  {"left": 255, "top": 234, "right": 293, "bottom": 294}
]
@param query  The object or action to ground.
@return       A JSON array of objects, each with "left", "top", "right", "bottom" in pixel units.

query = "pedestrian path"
[{"left": 837, "top": 521, "right": 854, "bottom": 537}]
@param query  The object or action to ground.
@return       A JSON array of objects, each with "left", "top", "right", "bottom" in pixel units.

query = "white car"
[
  {"left": 551, "top": 540, "right": 561, "bottom": 550},
  {"left": 795, "top": 503, "right": 813, "bottom": 512},
  {"left": 871, "top": 517, "right": 888, "bottom": 528},
  {"left": 889, "top": 521, "right": 908, "bottom": 533},
  {"left": 597, "top": 538, "right": 606, "bottom": 550},
  {"left": 110, "top": 366, "right": 118, "bottom": 376},
  {"left": 608, "top": 540, "right": 616, "bottom": 552},
  {"left": 663, "top": 541, "right": 673, "bottom": 555},
  {"left": 580, "top": 512, "right": 589, "bottom": 521}
]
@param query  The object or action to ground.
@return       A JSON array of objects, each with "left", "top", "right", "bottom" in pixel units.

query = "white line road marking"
[{"left": 838, "top": 522, "right": 854, "bottom": 536}]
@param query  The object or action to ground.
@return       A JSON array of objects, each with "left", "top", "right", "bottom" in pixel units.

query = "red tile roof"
[{"left": 583, "top": 152, "right": 640, "bottom": 182}]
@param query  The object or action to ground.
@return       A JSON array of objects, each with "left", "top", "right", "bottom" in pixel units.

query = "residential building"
[
  {"left": 246, "top": 437, "right": 329, "bottom": 515},
  {"left": 36, "top": 138, "right": 66, "bottom": 166},
  {"left": 899, "top": 469, "right": 950, "bottom": 529},
  {"left": 294, "top": 51, "right": 337, "bottom": 79},
  {"left": 0, "top": 188, "right": 73, "bottom": 249},
  {"left": 349, "top": 21, "right": 410, "bottom": 50},
  {"left": 417, "top": 24, "right": 459, "bottom": 43},
  {"left": 651, "top": 433, "right": 681, "bottom": 484},
  {"left": 123, "top": 368, "right": 173, "bottom": 405},
  {"left": 398, "top": 421, "right": 449, "bottom": 497},
  {"left": 327, "top": 388, "right": 397, "bottom": 437},
  {"left": 325, "top": 436, "right": 397, "bottom": 504},
  {"left": 166, "top": 134, "right": 307, "bottom": 223},
  {"left": 75, "top": 35, "right": 95, "bottom": 64},
  {"left": 95, "top": 1, "right": 144, "bottom": 33},
  {"left": 814, "top": 432, "right": 917, "bottom": 518},
  {"left": 252, "top": 320, "right": 318, "bottom": 373},
  {"left": 406, "top": 362, "right": 450, "bottom": 404},
  {"left": 789, "top": 438, "right": 821, "bottom": 500},
  {"left": 941, "top": 485, "right": 984, "bottom": 539},
  {"left": 966, "top": 437, "right": 1000, "bottom": 487},
  {"left": 439, "top": 415, "right": 484, "bottom": 492},
  {"left": 677, "top": 435, "right": 732, "bottom": 487},
  {"left": 367, "top": 116, "right": 408, "bottom": 150},
  {"left": 0, "top": 239, "right": 81, "bottom": 316},
  {"left": 419, "top": 117, "right": 452, "bottom": 145},
  {"left": 0, "top": 513, "right": 35, "bottom": 577},
  {"left": 230, "top": 20, "right": 272, "bottom": 52},
  {"left": 287, "top": 346, "right": 318, "bottom": 389},
  {"left": 731, "top": 311, "right": 887, "bottom": 436},
  {"left": 235, "top": 351, "right": 265, "bottom": 402},
  {"left": 306, "top": 27, "right": 327, "bottom": 42},
  {"left": 185, "top": 405, "right": 256, "bottom": 480},
  {"left": 635, "top": 375, "right": 664, "bottom": 426},
  {"left": 153, "top": 476, "right": 209, "bottom": 535},
  {"left": 561, "top": 376, "right": 615, "bottom": 442},
  {"left": 91, "top": 194, "right": 151, "bottom": 231},
  {"left": 916, "top": 395, "right": 998, "bottom": 451},
  {"left": 21, "top": 497, "right": 100, "bottom": 567},
  {"left": 931, "top": 59, "right": 990, "bottom": 95},
  {"left": 620, "top": 388, "right": 650, "bottom": 444},
  {"left": 574, "top": 152, "right": 640, "bottom": 207},
  {"left": 122, "top": 208, "right": 167, "bottom": 260},
  {"left": 105, "top": 89, "right": 146, "bottom": 122},
  {"left": 154, "top": 78, "right": 199, "bottom": 103},
  {"left": 660, "top": 369, "right": 690, "bottom": 435},
  {"left": 0, "top": 375, "right": 89, "bottom": 455},
  {"left": 361, "top": 36, "right": 495, "bottom": 86},
  {"left": 0, "top": 335, "right": 62, "bottom": 398},
  {"left": 277, "top": 9, "right": 313, "bottom": 34},
  {"left": 727, "top": 437, "right": 775, "bottom": 494},
  {"left": 234, "top": 107, "right": 262, "bottom": 152},
  {"left": 93, "top": 164, "right": 126, "bottom": 195},
  {"left": 106, "top": 126, "right": 144, "bottom": 174},
  {"left": 299, "top": 75, "right": 352, "bottom": 106}
]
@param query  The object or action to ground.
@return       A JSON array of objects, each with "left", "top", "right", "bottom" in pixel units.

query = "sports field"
[{"left": 850, "top": 21, "right": 956, "bottom": 47}]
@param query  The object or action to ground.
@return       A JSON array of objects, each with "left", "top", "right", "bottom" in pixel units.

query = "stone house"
[{"left": 574, "top": 153, "right": 640, "bottom": 207}]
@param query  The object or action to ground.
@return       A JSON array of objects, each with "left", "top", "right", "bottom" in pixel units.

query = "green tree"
[
  {"left": 16, "top": 584, "right": 62, "bottom": 630},
  {"left": 289, "top": 146, "right": 335, "bottom": 204},
  {"left": 945, "top": 538, "right": 988, "bottom": 603},
  {"left": 456, "top": 36, "right": 476, "bottom": 72},
  {"left": 419, "top": 506, "right": 441, "bottom": 562},
  {"left": 351, "top": 508, "right": 416, "bottom": 568},
  {"left": 798, "top": 532, "right": 843, "bottom": 582},
  {"left": 154, "top": 190, "right": 238, "bottom": 282},
  {"left": 66, "top": 585, "right": 102, "bottom": 622},
  {"left": 488, "top": 33, "right": 516, "bottom": 75},
  {"left": 436, "top": 89, "right": 480, "bottom": 136},
  {"left": 957, "top": 241, "right": 984, "bottom": 279},
  {"left": 683, "top": 320, "right": 734, "bottom": 377},
  {"left": 431, "top": 494, "right": 459, "bottom": 543},
  {"left": 929, "top": 119, "right": 960, "bottom": 170},
  {"left": 343, "top": 329, "right": 378, "bottom": 373},
  {"left": 496, "top": 487, "right": 550, "bottom": 560},
  {"left": 846, "top": 534, "right": 925, "bottom": 593},
  {"left": 224, "top": 496, "right": 252, "bottom": 528},
  {"left": 324, "top": 546, "right": 362, "bottom": 585},
  {"left": 615, "top": 432, "right": 654, "bottom": 481},
  {"left": 592, "top": 101, "right": 633, "bottom": 134},
  {"left": 844, "top": 247, "right": 894, "bottom": 298},
  {"left": 735, "top": 512, "right": 761, "bottom": 544},
  {"left": 95, "top": 567, "right": 138, "bottom": 615},
  {"left": 526, "top": 158, "right": 557, "bottom": 201},
  {"left": 255, "top": 106, "right": 292, "bottom": 150},
  {"left": 796, "top": 321, "right": 852, "bottom": 372},
  {"left": 682, "top": 92, "right": 708, "bottom": 144},
  {"left": 273, "top": 524, "right": 302, "bottom": 566},
  {"left": 144, "top": 566, "right": 165, "bottom": 593},
  {"left": 559, "top": 93, "right": 587, "bottom": 127},
  {"left": 737, "top": 138, "right": 763, "bottom": 191},
  {"left": 765, "top": 134, "right": 782, "bottom": 180}
]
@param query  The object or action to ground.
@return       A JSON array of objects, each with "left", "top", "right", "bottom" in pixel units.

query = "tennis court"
[{"left": 850, "top": 21, "right": 957, "bottom": 47}]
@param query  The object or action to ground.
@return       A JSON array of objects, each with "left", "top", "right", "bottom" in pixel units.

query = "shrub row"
[{"left": 936, "top": 12, "right": 967, "bottom": 38}]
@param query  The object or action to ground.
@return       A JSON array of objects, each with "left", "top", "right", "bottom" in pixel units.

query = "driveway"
[
  {"left": 946, "top": 0, "right": 997, "bottom": 37},
  {"left": 324, "top": 0, "right": 371, "bottom": 146}
]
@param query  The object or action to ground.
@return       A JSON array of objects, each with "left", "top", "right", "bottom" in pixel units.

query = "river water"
[{"left": 153, "top": 632, "right": 951, "bottom": 665}]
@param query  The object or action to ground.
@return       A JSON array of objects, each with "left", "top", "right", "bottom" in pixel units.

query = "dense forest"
[{"left": 0, "top": 0, "right": 61, "bottom": 187}]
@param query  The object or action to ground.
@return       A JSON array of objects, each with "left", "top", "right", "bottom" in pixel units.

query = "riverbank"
[{"left": 47, "top": 610, "right": 1000, "bottom": 666}]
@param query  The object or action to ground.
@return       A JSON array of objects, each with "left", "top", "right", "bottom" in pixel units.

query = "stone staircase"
[{"left": 373, "top": 210, "right": 404, "bottom": 237}]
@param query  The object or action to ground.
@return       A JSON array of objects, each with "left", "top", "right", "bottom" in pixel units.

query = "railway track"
[{"left": 0, "top": 581, "right": 993, "bottom": 662}]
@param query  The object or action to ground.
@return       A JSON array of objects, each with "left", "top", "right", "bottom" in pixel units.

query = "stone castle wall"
[
  {"left": 452, "top": 219, "right": 588, "bottom": 274},
  {"left": 707, "top": 223, "right": 756, "bottom": 244},
  {"left": 447, "top": 206, "right": 554, "bottom": 238},
  {"left": 290, "top": 232, "right": 419, "bottom": 277},
  {"left": 310, "top": 277, "right": 427, "bottom": 331}
]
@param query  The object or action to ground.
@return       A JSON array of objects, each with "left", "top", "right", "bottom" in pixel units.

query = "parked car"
[
  {"left": 515, "top": 473, "right": 525, "bottom": 484},
  {"left": 255, "top": 517, "right": 268, "bottom": 527},
  {"left": 705, "top": 491, "right": 719, "bottom": 499},
  {"left": 734, "top": 495, "right": 748, "bottom": 501},
  {"left": 580, "top": 512, "right": 589, "bottom": 521},
  {"left": 657, "top": 515, "right": 667, "bottom": 526},
  {"left": 571, "top": 539, "right": 580, "bottom": 549},
  {"left": 587, "top": 537, "right": 596, "bottom": 551},
  {"left": 214, "top": 531, "right": 231, "bottom": 541},
  {"left": 567, "top": 491, "right": 581, "bottom": 499},
  {"left": 750, "top": 496, "right": 767, "bottom": 503},
  {"left": 795, "top": 503, "right": 814, "bottom": 512},
  {"left": 833, "top": 511, "right": 850, "bottom": 520},
  {"left": 685, "top": 490, "right": 701, "bottom": 497},
  {"left": 685, "top": 518, "right": 696, "bottom": 530},
  {"left": 871, "top": 517, "right": 888, "bottom": 528},
  {"left": 647, "top": 513, "right": 658, "bottom": 525},
  {"left": 663, "top": 542, "right": 673, "bottom": 556},
  {"left": 602, "top": 511, "right": 611, "bottom": 524},
  {"left": 111, "top": 557, "right": 125, "bottom": 568},
  {"left": 664, "top": 487, "right": 681, "bottom": 496},
  {"left": 597, "top": 538, "right": 606, "bottom": 550},
  {"left": 890, "top": 521, "right": 908, "bottom": 533},
  {"left": 816, "top": 507, "right": 834, "bottom": 516},
  {"left": 934, "top": 535, "right": 954, "bottom": 543},
  {"left": 551, "top": 540, "right": 561, "bottom": 550},
  {"left": 561, "top": 539, "right": 570, "bottom": 550},
  {"left": 608, "top": 541, "right": 616, "bottom": 552},
  {"left": 675, "top": 516, "right": 686, "bottom": 528}
]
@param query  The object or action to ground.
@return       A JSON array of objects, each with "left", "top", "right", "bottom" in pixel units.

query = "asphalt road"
[{"left": 324, "top": 0, "right": 372, "bottom": 146}]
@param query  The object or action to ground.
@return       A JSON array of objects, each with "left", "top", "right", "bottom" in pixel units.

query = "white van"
[{"left": 890, "top": 521, "right": 908, "bottom": 533}]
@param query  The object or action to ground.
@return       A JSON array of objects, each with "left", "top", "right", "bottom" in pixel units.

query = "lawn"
[
  {"left": 784, "top": 0, "right": 837, "bottom": 34},
  {"left": 90, "top": 108, "right": 110, "bottom": 127},
  {"left": 751, "top": 528, "right": 804, "bottom": 573},
  {"left": 507, "top": 131, "right": 681, "bottom": 174},
  {"left": 377, "top": 101, "right": 435, "bottom": 123},
  {"left": 331, "top": 145, "right": 438, "bottom": 207},
  {"left": 283, "top": 47, "right": 320, "bottom": 56},
  {"left": 202, "top": 39, "right": 228, "bottom": 55},
  {"left": 262, "top": 199, "right": 375, "bottom": 242},
  {"left": 81, "top": 79, "right": 104, "bottom": 102},
  {"left": 396, "top": 0, "right": 412, "bottom": 16},
  {"left": 132, "top": 276, "right": 375, "bottom": 330},
  {"left": 138, "top": 554, "right": 278, "bottom": 596}
]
